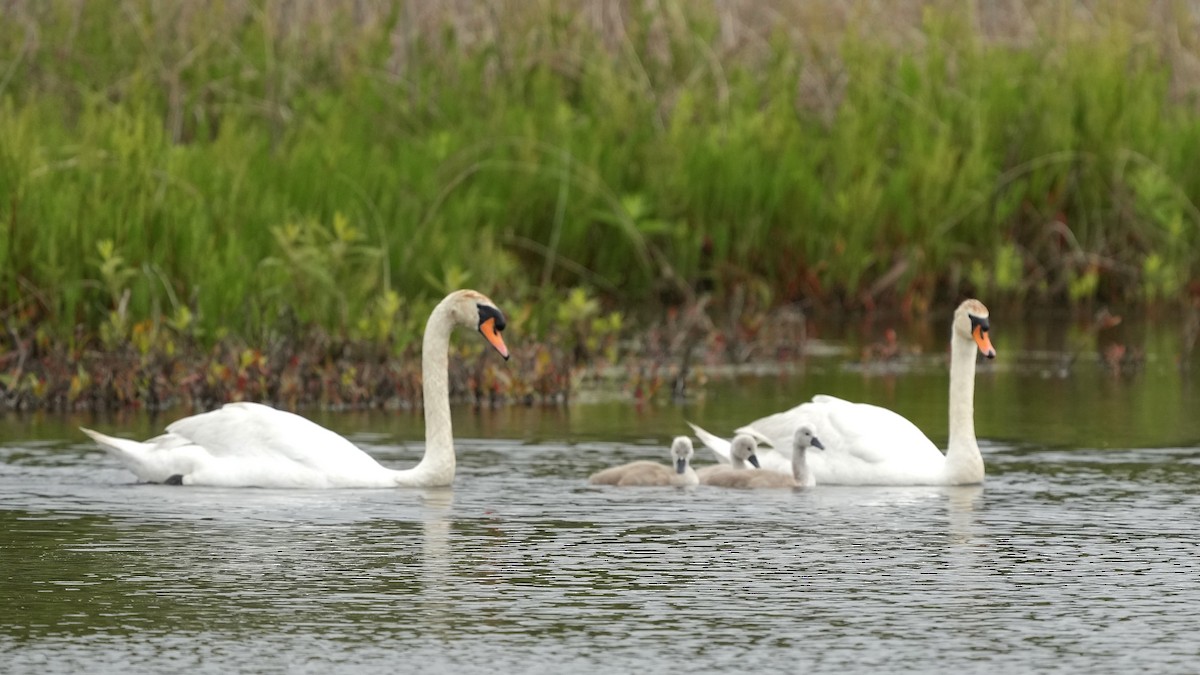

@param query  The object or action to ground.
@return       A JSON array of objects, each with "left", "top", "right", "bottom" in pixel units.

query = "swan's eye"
[
  {"left": 969, "top": 314, "right": 989, "bottom": 333},
  {"left": 477, "top": 304, "right": 507, "bottom": 331}
]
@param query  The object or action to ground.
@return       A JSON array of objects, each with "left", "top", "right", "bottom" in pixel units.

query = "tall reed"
[{"left": 2, "top": 0, "right": 1199, "bottom": 351}]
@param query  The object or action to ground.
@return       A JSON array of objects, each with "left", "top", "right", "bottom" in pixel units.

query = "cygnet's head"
[
  {"left": 729, "top": 433, "right": 762, "bottom": 468},
  {"left": 670, "top": 436, "right": 695, "bottom": 474},
  {"left": 793, "top": 425, "right": 825, "bottom": 452}
]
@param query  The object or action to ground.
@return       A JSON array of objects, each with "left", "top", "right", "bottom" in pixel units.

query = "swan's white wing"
[
  {"left": 81, "top": 427, "right": 201, "bottom": 483},
  {"left": 164, "top": 402, "right": 384, "bottom": 474},
  {"left": 686, "top": 422, "right": 733, "bottom": 465},
  {"left": 738, "top": 395, "right": 942, "bottom": 466},
  {"left": 735, "top": 403, "right": 806, "bottom": 449},
  {"left": 85, "top": 403, "right": 399, "bottom": 487}
]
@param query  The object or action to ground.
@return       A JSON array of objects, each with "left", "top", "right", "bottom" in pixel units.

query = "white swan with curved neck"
[
  {"left": 80, "top": 289, "right": 510, "bottom": 488},
  {"left": 690, "top": 299, "right": 995, "bottom": 486}
]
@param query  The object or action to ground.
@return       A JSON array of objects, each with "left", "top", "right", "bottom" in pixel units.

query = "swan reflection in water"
[
  {"left": 417, "top": 488, "right": 455, "bottom": 624},
  {"left": 57, "top": 486, "right": 465, "bottom": 636},
  {"left": 805, "top": 482, "right": 984, "bottom": 548}
]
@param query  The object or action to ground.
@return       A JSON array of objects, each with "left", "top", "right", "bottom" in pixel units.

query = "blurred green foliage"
[{"left": 2, "top": 0, "right": 1199, "bottom": 356}]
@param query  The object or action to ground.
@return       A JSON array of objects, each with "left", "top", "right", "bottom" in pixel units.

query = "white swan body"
[
  {"left": 703, "top": 427, "right": 823, "bottom": 489},
  {"left": 589, "top": 436, "right": 699, "bottom": 487},
  {"left": 81, "top": 290, "right": 510, "bottom": 488},
  {"left": 692, "top": 299, "right": 995, "bottom": 486},
  {"left": 696, "top": 433, "right": 760, "bottom": 484}
]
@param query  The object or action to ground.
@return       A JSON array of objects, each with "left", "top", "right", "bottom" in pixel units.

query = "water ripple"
[{"left": 2, "top": 437, "right": 1198, "bottom": 674}]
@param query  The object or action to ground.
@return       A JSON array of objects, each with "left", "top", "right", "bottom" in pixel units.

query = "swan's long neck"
[
  {"left": 945, "top": 334, "right": 984, "bottom": 484},
  {"left": 404, "top": 298, "right": 457, "bottom": 486}
]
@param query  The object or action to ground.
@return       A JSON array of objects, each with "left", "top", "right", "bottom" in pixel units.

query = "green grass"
[{"left": 3, "top": 0, "right": 1200, "bottom": 353}]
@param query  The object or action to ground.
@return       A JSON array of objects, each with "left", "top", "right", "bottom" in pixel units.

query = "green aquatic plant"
[
  {"left": 1129, "top": 164, "right": 1198, "bottom": 301},
  {"left": 261, "top": 213, "right": 386, "bottom": 333},
  {"left": 1, "top": 0, "right": 1199, "bottom": 357}
]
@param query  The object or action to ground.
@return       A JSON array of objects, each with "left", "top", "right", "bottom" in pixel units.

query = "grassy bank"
[{"left": 3, "top": 0, "right": 1200, "bottom": 409}]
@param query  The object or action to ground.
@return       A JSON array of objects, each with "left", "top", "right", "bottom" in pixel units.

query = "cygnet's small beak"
[
  {"left": 810, "top": 436, "right": 825, "bottom": 450},
  {"left": 675, "top": 458, "right": 687, "bottom": 474},
  {"left": 747, "top": 454, "right": 761, "bottom": 469}
]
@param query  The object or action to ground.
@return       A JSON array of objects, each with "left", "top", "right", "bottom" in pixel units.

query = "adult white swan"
[
  {"left": 81, "top": 289, "right": 510, "bottom": 488},
  {"left": 690, "top": 299, "right": 995, "bottom": 486}
]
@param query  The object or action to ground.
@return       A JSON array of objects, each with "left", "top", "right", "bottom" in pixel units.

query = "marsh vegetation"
[{"left": 3, "top": 1, "right": 1199, "bottom": 409}]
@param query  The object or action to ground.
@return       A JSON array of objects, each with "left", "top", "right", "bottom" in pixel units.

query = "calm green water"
[{"left": 3, "top": 315, "right": 1200, "bottom": 673}]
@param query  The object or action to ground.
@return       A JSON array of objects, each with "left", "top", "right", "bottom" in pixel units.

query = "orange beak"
[
  {"left": 973, "top": 325, "right": 996, "bottom": 359},
  {"left": 479, "top": 317, "right": 510, "bottom": 360}
]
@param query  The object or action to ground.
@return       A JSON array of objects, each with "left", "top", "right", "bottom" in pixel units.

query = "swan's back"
[
  {"left": 735, "top": 395, "right": 945, "bottom": 484},
  {"left": 87, "top": 402, "right": 398, "bottom": 487},
  {"left": 179, "top": 403, "right": 387, "bottom": 462},
  {"left": 167, "top": 403, "right": 365, "bottom": 463},
  {"left": 745, "top": 397, "right": 936, "bottom": 460}
]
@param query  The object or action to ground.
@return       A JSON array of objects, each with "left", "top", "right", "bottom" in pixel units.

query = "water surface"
[{"left": 3, "top": 316, "right": 1200, "bottom": 673}]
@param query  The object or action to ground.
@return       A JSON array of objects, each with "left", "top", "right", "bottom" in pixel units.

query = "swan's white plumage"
[
  {"left": 732, "top": 395, "right": 947, "bottom": 484},
  {"left": 692, "top": 299, "right": 995, "bottom": 486},
  {"left": 82, "top": 289, "right": 509, "bottom": 489},
  {"left": 84, "top": 403, "right": 402, "bottom": 488},
  {"left": 688, "top": 422, "right": 734, "bottom": 463}
]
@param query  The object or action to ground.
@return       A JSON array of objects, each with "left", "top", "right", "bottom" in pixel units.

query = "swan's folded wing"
[
  {"left": 686, "top": 422, "right": 733, "bottom": 464},
  {"left": 739, "top": 395, "right": 941, "bottom": 466},
  {"left": 817, "top": 398, "right": 940, "bottom": 464},
  {"left": 164, "top": 402, "right": 380, "bottom": 471},
  {"left": 737, "top": 402, "right": 809, "bottom": 448}
]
